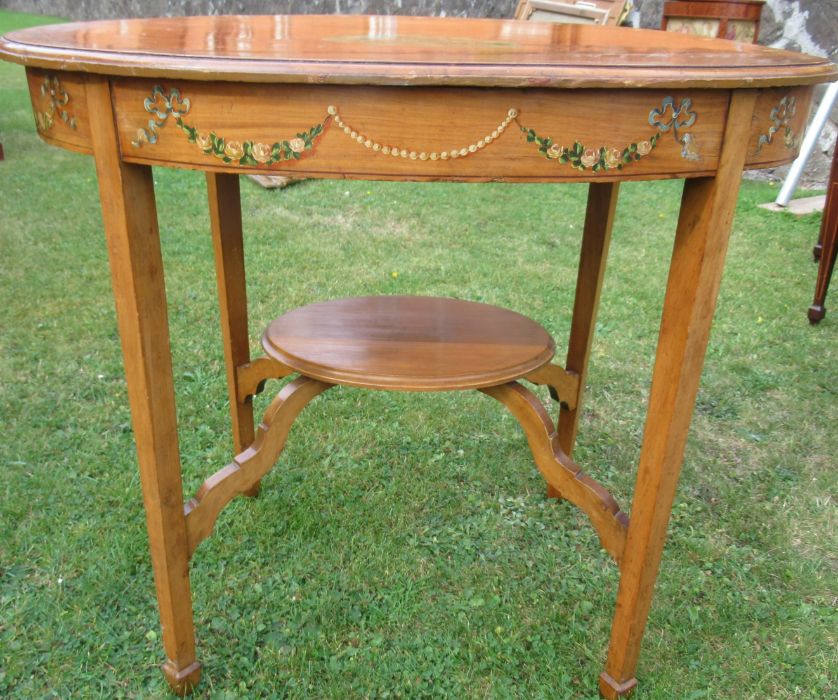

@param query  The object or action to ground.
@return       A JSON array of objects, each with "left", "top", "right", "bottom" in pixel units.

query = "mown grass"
[{"left": 0, "top": 9, "right": 835, "bottom": 699}]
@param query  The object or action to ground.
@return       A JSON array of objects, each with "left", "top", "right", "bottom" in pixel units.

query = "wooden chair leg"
[
  {"left": 808, "top": 147, "right": 838, "bottom": 323},
  {"left": 600, "top": 91, "right": 756, "bottom": 698},
  {"left": 550, "top": 182, "right": 619, "bottom": 497},
  {"left": 87, "top": 77, "right": 200, "bottom": 694},
  {"left": 809, "top": 224, "right": 838, "bottom": 322},
  {"left": 207, "top": 172, "right": 260, "bottom": 495}
]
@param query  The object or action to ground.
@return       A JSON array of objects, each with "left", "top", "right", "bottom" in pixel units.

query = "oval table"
[{"left": 1, "top": 15, "right": 834, "bottom": 698}]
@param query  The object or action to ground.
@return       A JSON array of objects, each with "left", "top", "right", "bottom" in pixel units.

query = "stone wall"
[
  {"left": 0, "top": 0, "right": 512, "bottom": 19},
  {"left": 756, "top": 0, "right": 837, "bottom": 186},
  {"left": 634, "top": 0, "right": 836, "bottom": 186},
  {"left": 2, "top": 0, "right": 835, "bottom": 185}
]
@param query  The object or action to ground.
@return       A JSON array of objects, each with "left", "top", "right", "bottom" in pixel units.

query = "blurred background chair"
[
  {"left": 661, "top": 0, "right": 765, "bottom": 42},
  {"left": 514, "top": 0, "right": 630, "bottom": 26}
]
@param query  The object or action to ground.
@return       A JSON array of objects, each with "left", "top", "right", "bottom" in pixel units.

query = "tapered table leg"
[
  {"left": 600, "top": 91, "right": 757, "bottom": 698},
  {"left": 87, "top": 77, "right": 200, "bottom": 695},
  {"left": 550, "top": 182, "right": 619, "bottom": 498},
  {"left": 207, "top": 173, "right": 259, "bottom": 495},
  {"left": 558, "top": 183, "right": 620, "bottom": 451}
]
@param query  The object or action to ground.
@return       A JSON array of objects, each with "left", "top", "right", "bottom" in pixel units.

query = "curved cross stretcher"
[{"left": 183, "top": 296, "right": 628, "bottom": 570}]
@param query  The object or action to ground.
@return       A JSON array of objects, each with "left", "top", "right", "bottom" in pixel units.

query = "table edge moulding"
[{"left": 1, "top": 14, "right": 834, "bottom": 700}]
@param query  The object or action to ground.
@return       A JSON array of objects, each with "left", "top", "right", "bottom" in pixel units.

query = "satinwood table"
[{"left": 1, "top": 15, "right": 834, "bottom": 698}]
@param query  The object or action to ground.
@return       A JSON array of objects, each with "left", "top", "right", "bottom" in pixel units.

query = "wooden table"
[{"left": 1, "top": 15, "right": 834, "bottom": 698}]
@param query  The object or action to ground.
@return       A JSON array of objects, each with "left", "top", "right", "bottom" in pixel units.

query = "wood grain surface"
[
  {"left": 16, "top": 67, "right": 819, "bottom": 180},
  {"left": 184, "top": 376, "right": 333, "bottom": 559},
  {"left": 600, "top": 89, "right": 759, "bottom": 699},
  {"left": 112, "top": 78, "right": 731, "bottom": 182},
  {"left": 261, "top": 296, "right": 556, "bottom": 391},
  {"left": 25, "top": 69, "right": 91, "bottom": 155},
  {"left": 2, "top": 15, "right": 834, "bottom": 88},
  {"left": 481, "top": 381, "right": 629, "bottom": 563},
  {"left": 86, "top": 75, "right": 201, "bottom": 694}
]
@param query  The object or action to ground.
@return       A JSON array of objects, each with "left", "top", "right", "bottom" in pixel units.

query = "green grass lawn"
[{"left": 1, "top": 10, "right": 835, "bottom": 700}]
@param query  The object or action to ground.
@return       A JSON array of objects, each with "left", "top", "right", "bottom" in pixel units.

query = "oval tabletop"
[
  {"left": 261, "top": 296, "right": 556, "bottom": 391},
  {"left": 0, "top": 15, "right": 834, "bottom": 88}
]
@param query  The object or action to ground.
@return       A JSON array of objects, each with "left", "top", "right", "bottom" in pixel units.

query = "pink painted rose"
[
  {"left": 604, "top": 147, "right": 622, "bottom": 169},
  {"left": 224, "top": 140, "right": 244, "bottom": 160},
  {"left": 288, "top": 138, "right": 306, "bottom": 153},
  {"left": 252, "top": 142, "right": 272, "bottom": 163},
  {"left": 195, "top": 132, "right": 212, "bottom": 151},
  {"left": 548, "top": 143, "right": 564, "bottom": 159},
  {"left": 636, "top": 140, "right": 652, "bottom": 156},
  {"left": 580, "top": 148, "right": 600, "bottom": 168}
]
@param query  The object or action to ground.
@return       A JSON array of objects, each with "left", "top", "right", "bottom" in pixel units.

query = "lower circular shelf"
[{"left": 261, "top": 295, "right": 555, "bottom": 391}]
